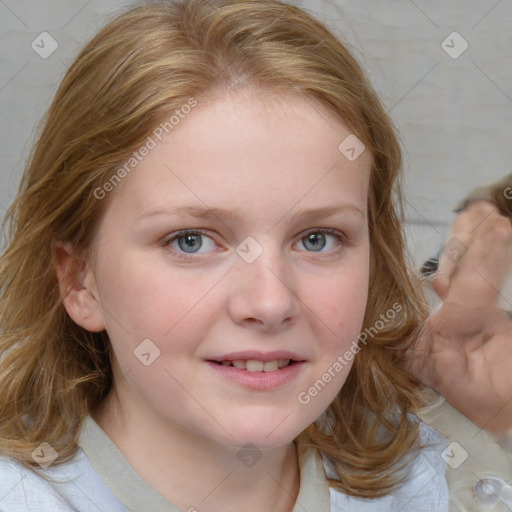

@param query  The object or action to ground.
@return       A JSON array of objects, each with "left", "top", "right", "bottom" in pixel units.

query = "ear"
[{"left": 54, "top": 242, "right": 106, "bottom": 332}]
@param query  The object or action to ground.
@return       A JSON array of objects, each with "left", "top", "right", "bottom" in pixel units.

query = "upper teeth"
[{"left": 220, "top": 359, "right": 291, "bottom": 372}]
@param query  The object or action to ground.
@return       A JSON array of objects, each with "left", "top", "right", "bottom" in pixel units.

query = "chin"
[{"left": 222, "top": 414, "right": 314, "bottom": 451}]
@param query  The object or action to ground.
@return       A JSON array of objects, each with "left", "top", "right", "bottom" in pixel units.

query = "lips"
[
  {"left": 206, "top": 356, "right": 305, "bottom": 391},
  {"left": 215, "top": 359, "right": 293, "bottom": 372},
  {"left": 207, "top": 351, "right": 305, "bottom": 374}
]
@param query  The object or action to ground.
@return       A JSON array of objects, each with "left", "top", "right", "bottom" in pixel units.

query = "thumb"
[{"left": 432, "top": 273, "right": 450, "bottom": 300}]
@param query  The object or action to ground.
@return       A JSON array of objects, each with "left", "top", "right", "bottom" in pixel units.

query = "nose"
[{"left": 227, "top": 242, "right": 301, "bottom": 332}]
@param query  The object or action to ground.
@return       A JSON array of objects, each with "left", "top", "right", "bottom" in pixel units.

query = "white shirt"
[{"left": 0, "top": 415, "right": 449, "bottom": 511}]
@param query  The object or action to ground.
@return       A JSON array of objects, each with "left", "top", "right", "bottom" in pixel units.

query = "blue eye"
[
  {"left": 298, "top": 229, "right": 345, "bottom": 253},
  {"left": 301, "top": 232, "right": 327, "bottom": 252},
  {"left": 165, "top": 228, "right": 346, "bottom": 260},
  {"left": 166, "top": 230, "right": 216, "bottom": 257}
]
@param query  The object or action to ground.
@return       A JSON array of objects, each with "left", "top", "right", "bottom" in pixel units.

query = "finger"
[
  {"left": 431, "top": 272, "right": 449, "bottom": 300},
  {"left": 437, "top": 234, "right": 469, "bottom": 285},
  {"left": 445, "top": 215, "right": 512, "bottom": 306},
  {"left": 436, "top": 202, "right": 504, "bottom": 297}
]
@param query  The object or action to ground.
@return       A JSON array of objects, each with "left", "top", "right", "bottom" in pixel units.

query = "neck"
[{"left": 92, "top": 389, "right": 300, "bottom": 512}]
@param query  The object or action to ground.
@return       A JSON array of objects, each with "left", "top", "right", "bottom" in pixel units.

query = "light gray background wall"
[{"left": 1, "top": 0, "right": 511, "bottom": 266}]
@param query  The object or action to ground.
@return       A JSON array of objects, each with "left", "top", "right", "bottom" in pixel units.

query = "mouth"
[
  {"left": 205, "top": 352, "right": 306, "bottom": 390},
  {"left": 208, "top": 359, "right": 297, "bottom": 373}
]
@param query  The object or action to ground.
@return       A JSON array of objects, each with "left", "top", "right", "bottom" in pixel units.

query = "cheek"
[
  {"left": 96, "top": 252, "right": 222, "bottom": 335},
  {"left": 314, "top": 263, "right": 369, "bottom": 344},
  {"left": 296, "top": 268, "right": 369, "bottom": 418}
]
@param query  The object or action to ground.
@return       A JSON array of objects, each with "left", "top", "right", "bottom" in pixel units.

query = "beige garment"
[{"left": 417, "top": 386, "right": 512, "bottom": 511}]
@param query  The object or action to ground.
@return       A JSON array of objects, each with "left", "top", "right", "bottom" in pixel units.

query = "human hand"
[{"left": 410, "top": 201, "right": 512, "bottom": 434}]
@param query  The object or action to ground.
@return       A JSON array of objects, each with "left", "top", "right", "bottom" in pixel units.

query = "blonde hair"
[{"left": 0, "top": 0, "right": 428, "bottom": 498}]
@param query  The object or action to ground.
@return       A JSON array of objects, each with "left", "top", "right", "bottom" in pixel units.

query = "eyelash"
[{"left": 163, "top": 228, "right": 348, "bottom": 261}]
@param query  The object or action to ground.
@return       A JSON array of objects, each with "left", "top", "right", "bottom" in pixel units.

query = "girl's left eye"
[
  {"left": 164, "top": 228, "right": 346, "bottom": 259},
  {"left": 297, "top": 229, "right": 345, "bottom": 253}
]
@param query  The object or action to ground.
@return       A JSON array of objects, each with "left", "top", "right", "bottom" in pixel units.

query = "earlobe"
[{"left": 54, "top": 242, "right": 106, "bottom": 333}]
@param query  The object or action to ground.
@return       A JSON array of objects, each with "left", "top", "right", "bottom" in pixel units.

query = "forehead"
[{"left": 104, "top": 90, "right": 372, "bottom": 224}]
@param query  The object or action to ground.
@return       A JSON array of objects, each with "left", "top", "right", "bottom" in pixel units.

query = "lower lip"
[{"left": 205, "top": 361, "right": 305, "bottom": 390}]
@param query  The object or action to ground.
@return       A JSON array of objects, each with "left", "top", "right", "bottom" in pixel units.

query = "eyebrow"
[{"left": 138, "top": 203, "right": 364, "bottom": 225}]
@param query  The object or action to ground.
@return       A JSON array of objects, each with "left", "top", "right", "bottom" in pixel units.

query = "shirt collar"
[{"left": 78, "top": 415, "right": 331, "bottom": 511}]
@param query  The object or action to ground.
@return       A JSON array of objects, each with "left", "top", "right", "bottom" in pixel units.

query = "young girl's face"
[{"left": 79, "top": 90, "right": 371, "bottom": 450}]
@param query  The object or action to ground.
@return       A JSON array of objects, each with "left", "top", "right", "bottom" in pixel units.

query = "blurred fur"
[{"left": 454, "top": 173, "right": 512, "bottom": 218}]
